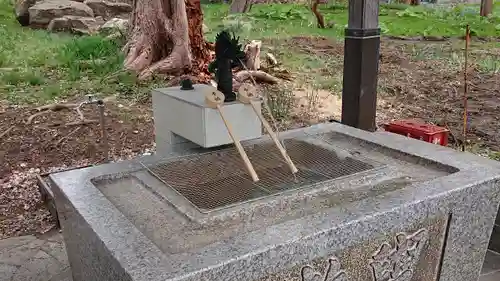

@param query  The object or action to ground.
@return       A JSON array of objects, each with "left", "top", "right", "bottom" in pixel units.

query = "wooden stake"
[
  {"left": 238, "top": 84, "right": 298, "bottom": 174},
  {"left": 462, "top": 25, "right": 470, "bottom": 152},
  {"left": 205, "top": 88, "right": 259, "bottom": 182}
]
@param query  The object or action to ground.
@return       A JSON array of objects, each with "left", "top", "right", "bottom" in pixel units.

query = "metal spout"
[{"left": 79, "top": 95, "right": 109, "bottom": 163}]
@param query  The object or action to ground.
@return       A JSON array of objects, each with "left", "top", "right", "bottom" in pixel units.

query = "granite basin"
[{"left": 49, "top": 122, "right": 500, "bottom": 281}]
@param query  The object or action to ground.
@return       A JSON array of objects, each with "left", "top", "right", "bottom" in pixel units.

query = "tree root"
[{"left": 138, "top": 46, "right": 190, "bottom": 80}]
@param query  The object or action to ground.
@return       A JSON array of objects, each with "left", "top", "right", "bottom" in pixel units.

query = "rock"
[
  {"left": 15, "top": 0, "right": 38, "bottom": 26},
  {"left": 83, "top": 0, "right": 132, "bottom": 19},
  {"left": 99, "top": 17, "right": 128, "bottom": 34},
  {"left": 47, "top": 15, "right": 101, "bottom": 34},
  {"left": 28, "top": 0, "right": 94, "bottom": 27},
  {"left": 105, "top": 32, "right": 122, "bottom": 39}
]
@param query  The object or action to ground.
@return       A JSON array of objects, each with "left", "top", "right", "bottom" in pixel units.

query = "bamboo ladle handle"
[
  {"left": 204, "top": 88, "right": 259, "bottom": 182},
  {"left": 238, "top": 84, "right": 298, "bottom": 174}
]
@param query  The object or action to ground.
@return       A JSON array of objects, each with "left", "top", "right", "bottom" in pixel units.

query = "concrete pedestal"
[{"left": 152, "top": 84, "right": 261, "bottom": 153}]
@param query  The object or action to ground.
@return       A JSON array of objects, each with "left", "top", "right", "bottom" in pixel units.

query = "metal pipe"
[
  {"left": 78, "top": 95, "right": 109, "bottom": 163},
  {"left": 97, "top": 100, "right": 109, "bottom": 163}
]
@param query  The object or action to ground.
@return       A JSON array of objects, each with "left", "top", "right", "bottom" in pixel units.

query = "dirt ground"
[
  {"left": 0, "top": 98, "right": 155, "bottom": 238},
  {"left": 1, "top": 36, "right": 499, "bottom": 239},
  {"left": 288, "top": 36, "right": 500, "bottom": 152}
]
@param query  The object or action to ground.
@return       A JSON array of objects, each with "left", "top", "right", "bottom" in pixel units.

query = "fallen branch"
[
  {"left": 26, "top": 111, "right": 50, "bottom": 125},
  {"left": 76, "top": 106, "right": 85, "bottom": 120},
  {"left": 384, "top": 35, "right": 448, "bottom": 42},
  {"left": 56, "top": 126, "right": 82, "bottom": 145},
  {"left": 25, "top": 102, "right": 100, "bottom": 128},
  {"left": 26, "top": 103, "right": 79, "bottom": 125},
  {"left": 235, "top": 70, "right": 279, "bottom": 84},
  {"left": 266, "top": 53, "right": 278, "bottom": 66},
  {"left": 61, "top": 120, "right": 98, "bottom": 127},
  {"left": 0, "top": 125, "right": 15, "bottom": 139},
  {"left": 36, "top": 103, "right": 78, "bottom": 111}
]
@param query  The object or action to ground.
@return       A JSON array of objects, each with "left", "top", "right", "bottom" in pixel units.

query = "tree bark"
[
  {"left": 230, "top": 0, "right": 252, "bottom": 13},
  {"left": 311, "top": 0, "right": 325, "bottom": 28},
  {"left": 480, "top": 0, "right": 493, "bottom": 17},
  {"left": 186, "top": 0, "right": 211, "bottom": 68},
  {"left": 124, "top": 0, "right": 210, "bottom": 80}
]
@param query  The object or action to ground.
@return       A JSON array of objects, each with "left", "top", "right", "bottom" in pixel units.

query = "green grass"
[
  {"left": 0, "top": 0, "right": 148, "bottom": 104},
  {"left": 203, "top": 2, "right": 500, "bottom": 40},
  {"left": 1, "top": 0, "right": 500, "bottom": 104}
]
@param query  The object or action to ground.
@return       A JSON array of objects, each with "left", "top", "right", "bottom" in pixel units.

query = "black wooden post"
[{"left": 341, "top": 0, "right": 380, "bottom": 132}]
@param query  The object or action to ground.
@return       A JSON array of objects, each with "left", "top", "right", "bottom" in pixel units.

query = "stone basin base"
[{"left": 49, "top": 123, "right": 500, "bottom": 281}]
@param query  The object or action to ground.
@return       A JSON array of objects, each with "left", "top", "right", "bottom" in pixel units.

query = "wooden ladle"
[
  {"left": 204, "top": 87, "right": 259, "bottom": 182},
  {"left": 238, "top": 83, "right": 298, "bottom": 174}
]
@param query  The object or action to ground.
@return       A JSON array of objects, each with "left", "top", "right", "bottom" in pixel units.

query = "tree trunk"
[
  {"left": 480, "top": 0, "right": 493, "bottom": 17},
  {"left": 230, "top": 0, "right": 252, "bottom": 13},
  {"left": 124, "top": 0, "right": 210, "bottom": 80},
  {"left": 311, "top": 0, "right": 325, "bottom": 28}
]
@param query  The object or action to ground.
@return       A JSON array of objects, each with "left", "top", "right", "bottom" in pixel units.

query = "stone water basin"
[{"left": 49, "top": 123, "right": 500, "bottom": 281}]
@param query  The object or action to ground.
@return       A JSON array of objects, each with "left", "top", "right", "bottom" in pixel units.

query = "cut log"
[
  {"left": 235, "top": 70, "right": 279, "bottom": 84},
  {"left": 244, "top": 40, "right": 261, "bottom": 71}
]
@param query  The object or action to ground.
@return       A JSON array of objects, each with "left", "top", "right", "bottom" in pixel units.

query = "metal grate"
[{"left": 144, "top": 140, "right": 375, "bottom": 211}]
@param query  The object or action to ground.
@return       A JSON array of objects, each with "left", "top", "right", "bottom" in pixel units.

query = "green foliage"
[
  {"left": 377, "top": 4, "right": 500, "bottom": 37},
  {"left": 249, "top": 4, "right": 308, "bottom": 21},
  {"left": 219, "top": 14, "right": 254, "bottom": 37},
  {"left": 266, "top": 88, "right": 294, "bottom": 121},
  {"left": 203, "top": 3, "right": 500, "bottom": 40},
  {"left": 58, "top": 36, "right": 124, "bottom": 80},
  {"left": 395, "top": 8, "right": 425, "bottom": 19},
  {"left": 380, "top": 3, "right": 410, "bottom": 11},
  {"left": 490, "top": 151, "right": 500, "bottom": 161},
  {"left": 477, "top": 57, "right": 500, "bottom": 74},
  {"left": 1, "top": 70, "right": 44, "bottom": 86},
  {"left": 322, "top": 3, "right": 348, "bottom": 11}
]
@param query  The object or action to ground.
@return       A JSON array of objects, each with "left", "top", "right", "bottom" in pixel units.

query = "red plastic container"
[{"left": 383, "top": 119, "right": 449, "bottom": 146}]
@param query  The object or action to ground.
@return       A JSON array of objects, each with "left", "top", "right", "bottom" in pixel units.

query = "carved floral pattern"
[
  {"left": 368, "top": 228, "right": 429, "bottom": 281},
  {"left": 299, "top": 256, "right": 349, "bottom": 281}
]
